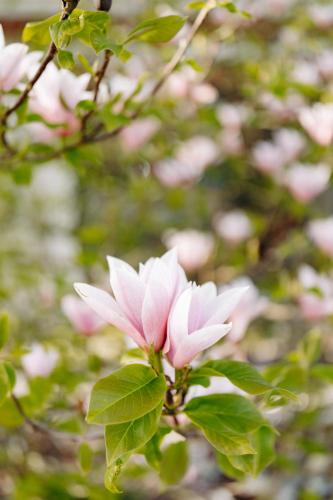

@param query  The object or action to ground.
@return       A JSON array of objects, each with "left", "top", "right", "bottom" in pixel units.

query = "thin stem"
[{"left": 81, "top": 49, "right": 112, "bottom": 137}]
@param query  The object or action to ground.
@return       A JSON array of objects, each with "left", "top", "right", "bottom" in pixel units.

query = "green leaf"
[
  {"left": 105, "top": 403, "right": 163, "bottom": 465},
  {"left": 11, "top": 164, "right": 33, "bottom": 185},
  {"left": 185, "top": 394, "right": 265, "bottom": 455},
  {"left": 22, "top": 14, "right": 60, "bottom": 46},
  {"left": 104, "top": 459, "right": 124, "bottom": 494},
  {"left": 79, "top": 442, "right": 93, "bottom": 474},
  {"left": 125, "top": 16, "right": 186, "bottom": 44},
  {"left": 0, "top": 312, "right": 9, "bottom": 350},
  {"left": 217, "top": 452, "right": 246, "bottom": 480},
  {"left": 57, "top": 49, "right": 75, "bottom": 69},
  {"left": 0, "top": 362, "right": 10, "bottom": 407},
  {"left": 87, "top": 364, "right": 166, "bottom": 425},
  {"left": 3, "top": 362, "right": 16, "bottom": 390},
  {"left": 311, "top": 364, "right": 333, "bottom": 383},
  {"left": 143, "top": 426, "right": 172, "bottom": 470},
  {"left": 160, "top": 440, "right": 189, "bottom": 485},
  {"left": 190, "top": 360, "right": 273, "bottom": 394}
]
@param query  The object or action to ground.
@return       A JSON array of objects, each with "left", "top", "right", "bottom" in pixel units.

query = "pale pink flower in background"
[
  {"left": 299, "top": 103, "right": 333, "bottom": 146},
  {"left": 217, "top": 103, "right": 249, "bottom": 131},
  {"left": 163, "top": 229, "right": 214, "bottom": 272},
  {"left": 120, "top": 117, "right": 160, "bottom": 152},
  {"left": 190, "top": 83, "right": 218, "bottom": 105},
  {"left": 309, "top": 5, "right": 333, "bottom": 29},
  {"left": 298, "top": 265, "right": 333, "bottom": 320},
  {"left": 308, "top": 217, "right": 333, "bottom": 257},
  {"left": 22, "top": 343, "right": 59, "bottom": 378},
  {"left": 225, "top": 277, "right": 269, "bottom": 342},
  {"left": 285, "top": 163, "right": 331, "bottom": 203},
  {"left": 74, "top": 250, "right": 187, "bottom": 352},
  {"left": 317, "top": 50, "right": 333, "bottom": 79},
  {"left": 214, "top": 210, "right": 252, "bottom": 245},
  {"left": 154, "top": 136, "right": 219, "bottom": 187},
  {"left": 61, "top": 294, "right": 106, "bottom": 336},
  {"left": 164, "top": 283, "right": 248, "bottom": 368},
  {"left": 29, "top": 63, "right": 91, "bottom": 139},
  {"left": 260, "top": 91, "right": 305, "bottom": 121},
  {"left": 292, "top": 61, "right": 320, "bottom": 86},
  {"left": 273, "top": 128, "right": 305, "bottom": 164},
  {"left": 0, "top": 24, "right": 28, "bottom": 92},
  {"left": 252, "top": 141, "right": 286, "bottom": 175}
]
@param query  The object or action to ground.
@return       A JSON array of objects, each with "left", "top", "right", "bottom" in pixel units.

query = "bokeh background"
[{"left": 1, "top": 1, "right": 333, "bottom": 498}]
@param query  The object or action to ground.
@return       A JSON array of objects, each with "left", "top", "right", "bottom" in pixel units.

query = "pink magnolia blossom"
[
  {"left": 214, "top": 210, "right": 252, "bottom": 245},
  {"left": 22, "top": 343, "right": 59, "bottom": 378},
  {"left": 163, "top": 229, "right": 214, "bottom": 272},
  {"left": 285, "top": 163, "right": 331, "bottom": 203},
  {"left": 317, "top": 50, "right": 333, "bottom": 79},
  {"left": 217, "top": 103, "right": 249, "bottom": 131},
  {"left": 309, "top": 5, "right": 333, "bottom": 29},
  {"left": 164, "top": 69, "right": 218, "bottom": 105},
  {"left": 154, "top": 136, "right": 219, "bottom": 186},
  {"left": 299, "top": 103, "right": 333, "bottom": 146},
  {"left": 29, "top": 63, "right": 91, "bottom": 139},
  {"left": 292, "top": 61, "right": 320, "bottom": 86},
  {"left": 308, "top": 217, "right": 333, "bottom": 257},
  {"left": 298, "top": 265, "right": 333, "bottom": 320},
  {"left": 226, "top": 277, "right": 269, "bottom": 342},
  {"left": 74, "top": 250, "right": 187, "bottom": 352},
  {"left": 252, "top": 141, "right": 286, "bottom": 175},
  {"left": 120, "top": 117, "right": 160, "bottom": 152},
  {"left": 0, "top": 25, "right": 29, "bottom": 92},
  {"left": 61, "top": 294, "right": 106, "bottom": 336},
  {"left": 273, "top": 128, "right": 305, "bottom": 164},
  {"left": 164, "top": 283, "right": 247, "bottom": 368},
  {"left": 219, "top": 129, "right": 244, "bottom": 156}
]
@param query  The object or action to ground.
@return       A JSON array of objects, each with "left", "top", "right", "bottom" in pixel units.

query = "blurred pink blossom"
[
  {"left": 164, "top": 69, "right": 218, "bottom": 104},
  {"left": 22, "top": 344, "right": 59, "bottom": 378},
  {"left": 308, "top": 217, "right": 333, "bottom": 257},
  {"left": 309, "top": 5, "right": 333, "bottom": 29},
  {"left": 163, "top": 229, "right": 214, "bottom": 272},
  {"left": 226, "top": 277, "right": 269, "bottom": 342},
  {"left": 214, "top": 210, "right": 252, "bottom": 245},
  {"left": 164, "top": 283, "right": 247, "bottom": 368},
  {"left": 285, "top": 163, "right": 331, "bottom": 202},
  {"left": 120, "top": 117, "right": 160, "bottom": 152},
  {"left": 74, "top": 250, "right": 187, "bottom": 352},
  {"left": 61, "top": 294, "right": 106, "bottom": 336},
  {"left": 28, "top": 63, "right": 91, "bottom": 139},
  {"left": 0, "top": 24, "right": 29, "bottom": 92},
  {"left": 154, "top": 136, "right": 219, "bottom": 186},
  {"left": 274, "top": 128, "right": 305, "bottom": 164},
  {"left": 317, "top": 50, "right": 333, "bottom": 79},
  {"left": 299, "top": 103, "right": 333, "bottom": 146},
  {"left": 252, "top": 141, "right": 286, "bottom": 175},
  {"left": 298, "top": 265, "right": 333, "bottom": 320},
  {"left": 292, "top": 61, "right": 320, "bottom": 86},
  {"left": 217, "top": 103, "right": 249, "bottom": 131}
]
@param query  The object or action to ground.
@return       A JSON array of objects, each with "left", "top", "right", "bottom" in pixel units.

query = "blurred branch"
[{"left": 0, "top": 0, "right": 81, "bottom": 155}]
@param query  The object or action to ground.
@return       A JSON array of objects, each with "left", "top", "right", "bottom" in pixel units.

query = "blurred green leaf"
[{"left": 124, "top": 16, "right": 186, "bottom": 44}]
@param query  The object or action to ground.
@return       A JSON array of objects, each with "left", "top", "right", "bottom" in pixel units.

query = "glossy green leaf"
[
  {"left": 79, "top": 442, "right": 93, "bottom": 474},
  {"left": 57, "top": 49, "right": 75, "bottom": 69},
  {"left": 185, "top": 394, "right": 265, "bottom": 455},
  {"left": 105, "top": 403, "right": 163, "bottom": 465},
  {"left": 190, "top": 360, "right": 273, "bottom": 394},
  {"left": 125, "top": 16, "right": 186, "bottom": 44},
  {"left": 22, "top": 14, "right": 60, "bottom": 46},
  {"left": 87, "top": 364, "right": 166, "bottom": 425},
  {"left": 160, "top": 440, "right": 189, "bottom": 485},
  {"left": 0, "top": 362, "right": 10, "bottom": 407}
]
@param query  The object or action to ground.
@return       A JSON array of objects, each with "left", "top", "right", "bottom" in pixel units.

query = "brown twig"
[
  {"left": 0, "top": 0, "right": 81, "bottom": 154},
  {"left": 81, "top": 49, "right": 112, "bottom": 137}
]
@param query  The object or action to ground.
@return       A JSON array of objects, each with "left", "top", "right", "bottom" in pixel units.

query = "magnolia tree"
[{"left": 1, "top": 0, "right": 333, "bottom": 498}]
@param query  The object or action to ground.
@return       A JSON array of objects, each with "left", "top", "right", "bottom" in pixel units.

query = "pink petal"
[
  {"left": 172, "top": 324, "right": 232, "bottom": 368},
  {"left": 141, "top": 279, "right": 170, "bottom": 350},
  {"left": 204, "top": 287, "right": 249, "bottom": 327},
  {"left": 74, "top": 283, "right": 146, "bottom": 349}
]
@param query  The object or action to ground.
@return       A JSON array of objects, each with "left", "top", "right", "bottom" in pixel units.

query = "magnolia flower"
[
  {"left": 317, "top": 50, "right": 333, "bottom": 79},
  {"left": 214, "top": 210, "right": 252, "bottom": 245},
  {"left": 0, "top": 24, "right": 29, "bottom": 92},
  {"left": 252, "top": 141, "right": 286, "bottom": 175},
  {"left": 22, "top": 344, "right": 59, "bottom": 378},
  {"left": 163, "top": 229, "right": 214, "bottom": 272},
  {"left": 120, "top": 117, "right": 160, "bottom": 152},
  {"left": 299, "top": 103, "right": 333, "bottom": 146},
  {"left": 298, "top": 265, "right": 333, "bottom": 320},
  {"left": 29, "top": 62, "right": 91, "bottom": 138},
  {"left": 164, "top": 283, "right": 247, "bottom": 368},
  {"left": 308, "top": 217, "right": 333, "bottom": 257},
  {"left": 309, "top": 5, "right": 333, "bottom": 29},
  {"left": 285, "top": 163, "right": 331, "bottom": 203},
  {"left": 292, "top": 61, "right": 320, "bottom": 86},
  {"left": 74, "top": 250, "right": 187, "bottom": 351},
  {"left": 61, "top": 294, "right": 106, "bottom": 336},
  {"left": 217, "top": 103, "right": 249, "bottom": 131},
  {"left": 273, "top": 128, "right": 305, "bottom": 164},
  {"left": 155, "top": 136, "right": 219, "bottom": 186},
  {"left": 226, "top": 277, "right": 269, "bottom": 342}
]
